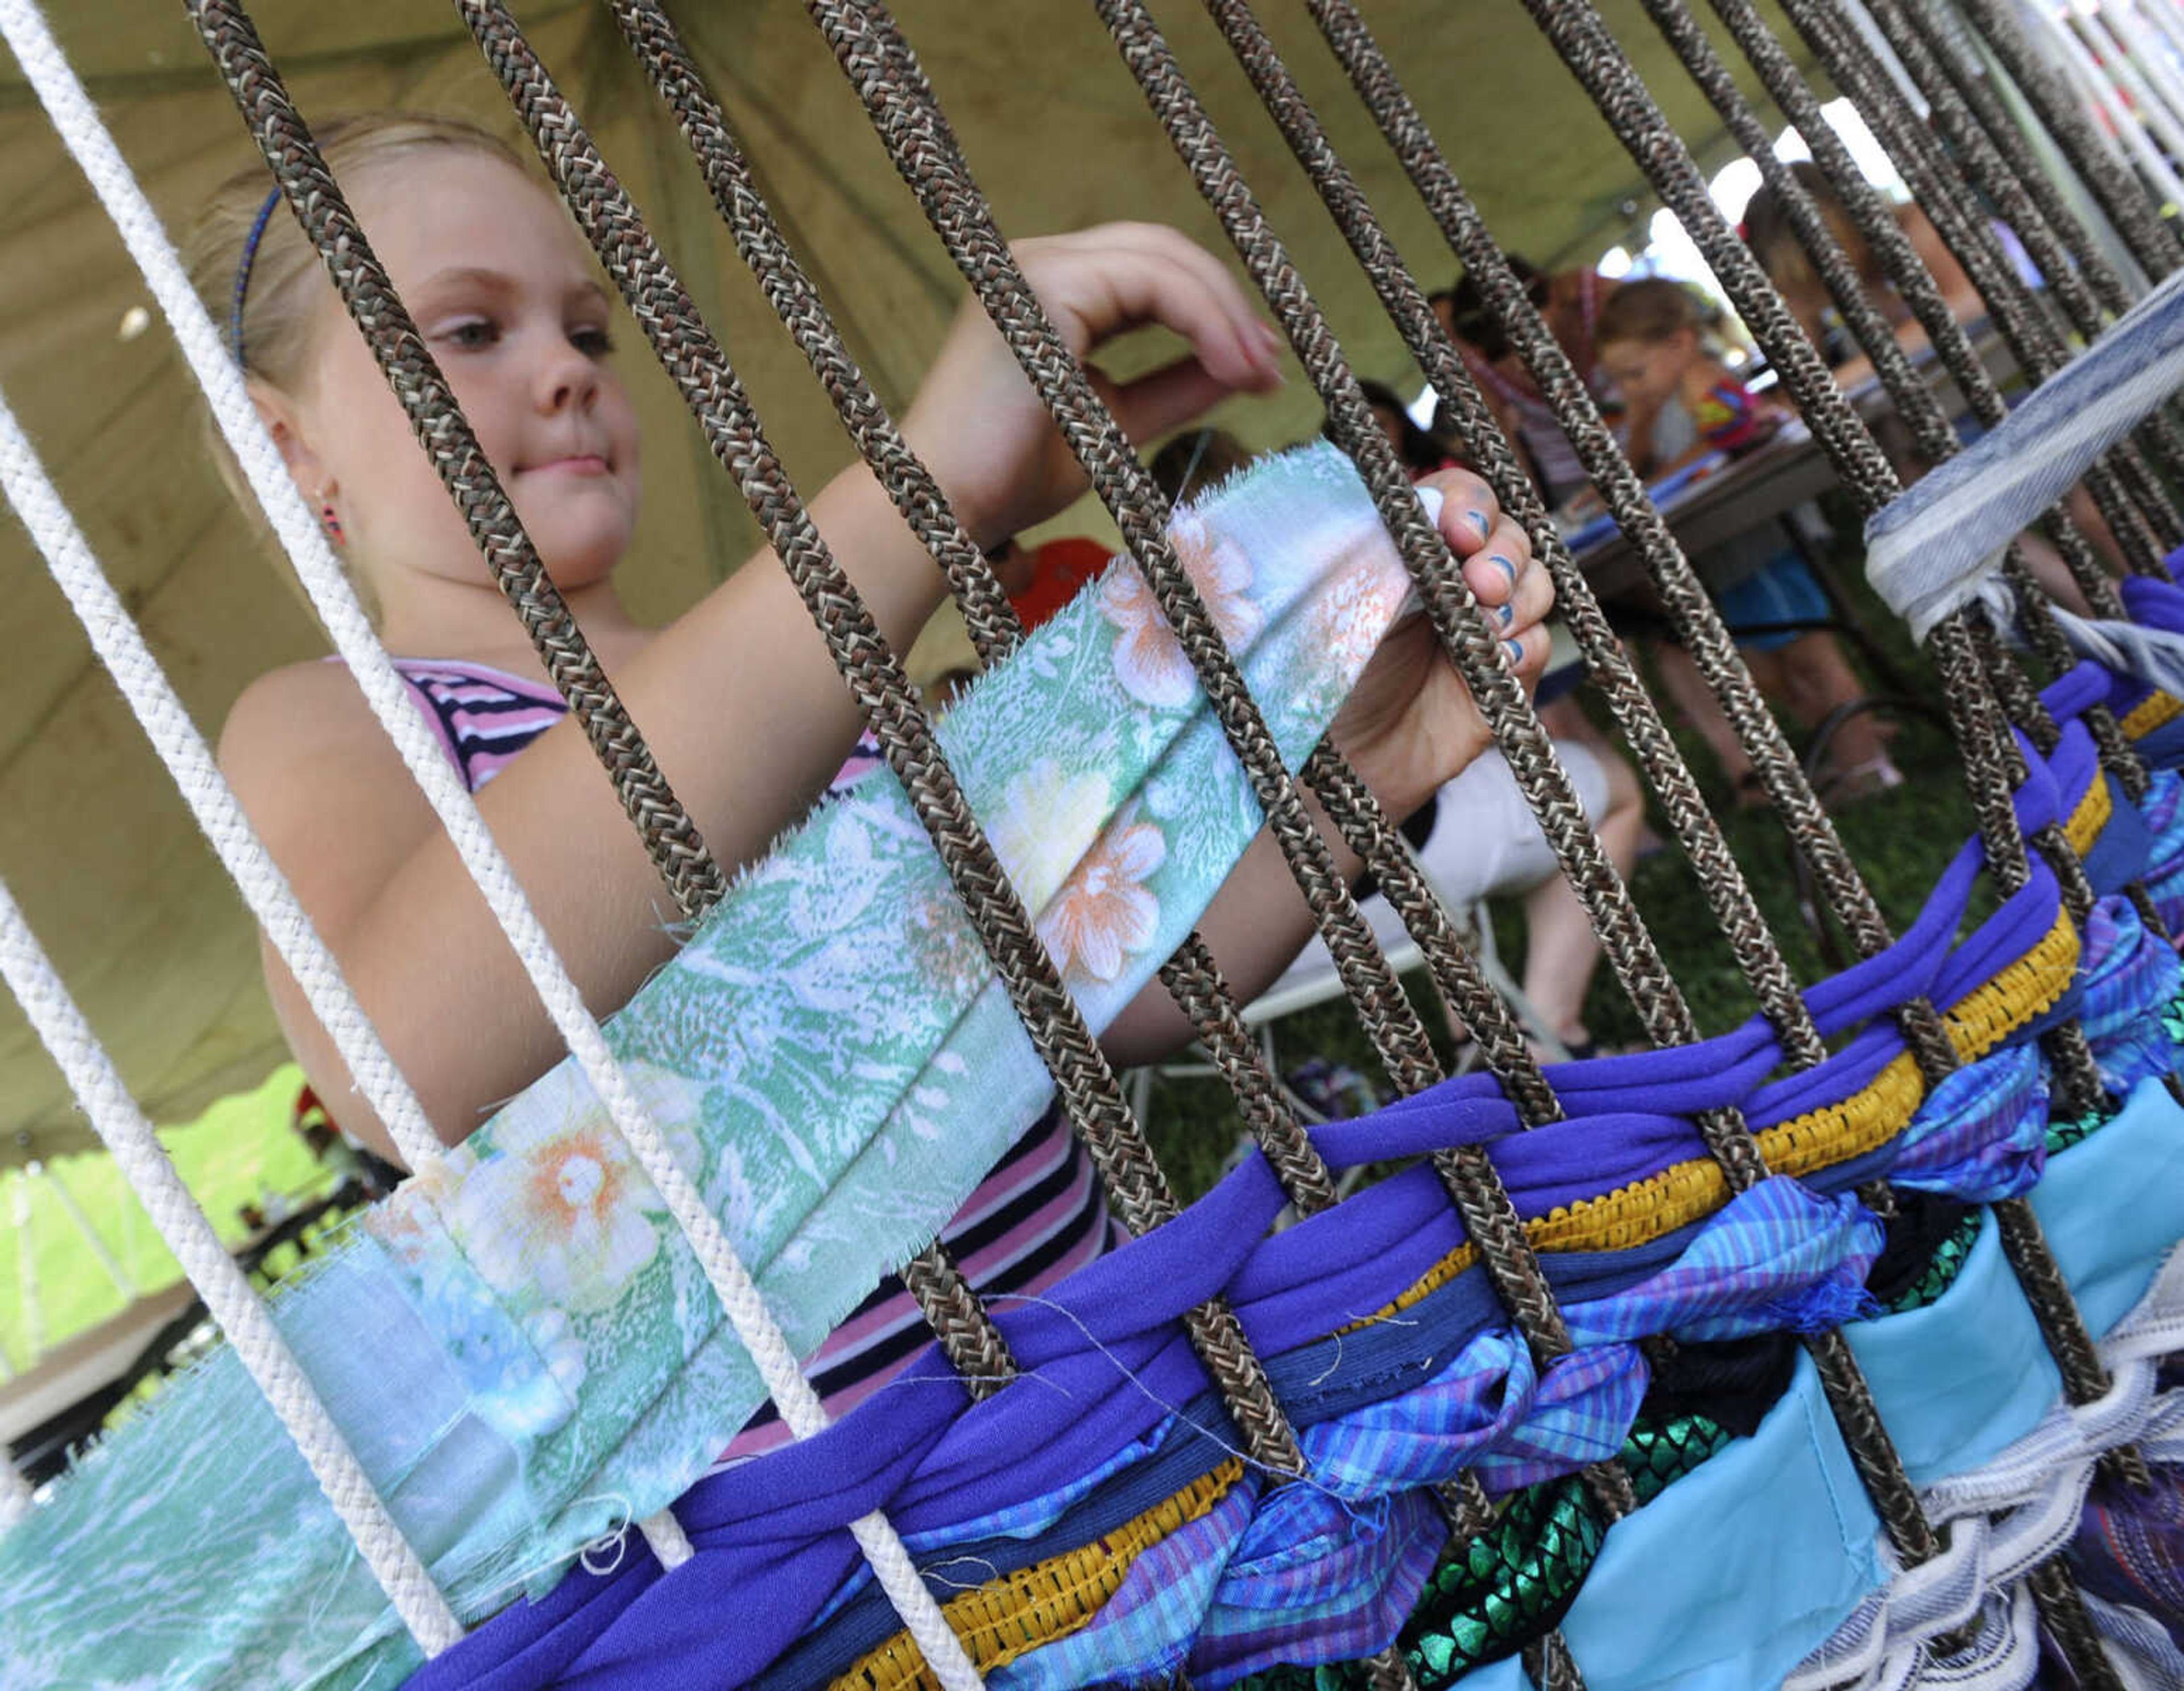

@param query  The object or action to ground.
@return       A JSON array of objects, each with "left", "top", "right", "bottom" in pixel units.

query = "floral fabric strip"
[{"left": 0, "top": 441, "right": 1418, "bottom": 1691}]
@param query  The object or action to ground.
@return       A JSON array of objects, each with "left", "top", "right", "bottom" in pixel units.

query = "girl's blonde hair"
[{"left": 185, "top": 112, "right": 529, "bottom": 395}]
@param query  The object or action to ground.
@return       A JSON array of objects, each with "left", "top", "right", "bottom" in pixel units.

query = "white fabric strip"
[
  {"left": 1787, "top": 1246, "right": 2184, "bottom": 1688},
  {"left": 1864, "top": 261, "right": 2184, "bottom": 661},
  {"left": 0, "top": 0, "right": 976, "bottom": 1677},
  {"left": 0, "top": 875, "right": 465, "bottom": 1651}
]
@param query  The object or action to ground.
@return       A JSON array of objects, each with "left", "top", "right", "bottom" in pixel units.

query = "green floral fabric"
[{"left": 0, "top": 443, "right": 1424, "bottom": 1689}]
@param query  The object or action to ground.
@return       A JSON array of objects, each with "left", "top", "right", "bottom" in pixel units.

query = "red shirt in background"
[{"left": 1007, "top": 536, "right": 1114, "bottom": 630}]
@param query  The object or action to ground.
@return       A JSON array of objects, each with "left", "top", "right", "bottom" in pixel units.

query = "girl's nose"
[{"left": 537, "top": 340, "right": 599, "bottom": 414}]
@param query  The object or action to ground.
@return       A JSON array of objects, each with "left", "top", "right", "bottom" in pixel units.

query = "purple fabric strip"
[{"left": 401, "top": 706, "right": 2092, "bottom": 1691}]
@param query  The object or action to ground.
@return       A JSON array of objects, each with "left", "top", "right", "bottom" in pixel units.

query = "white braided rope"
[
  {"left": 1787, "top": 1245, "right": 2184, "bottom": 1688},
  {"left": 0, "top": 2, "right": 978, "bottom": 1678},
  {"left": 0, "top": 876, "right": 465, "bottom": 1651},
  {"left": 0, "top": 392, "right": 446, "bottom": 1175}
]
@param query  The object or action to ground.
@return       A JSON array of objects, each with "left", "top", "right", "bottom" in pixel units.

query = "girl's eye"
[
  {"left": 571, "top": 325, "right": 615, "bottom": 357},
  {"left": 441, "top": 319, "right": 499, "bottom": 350}
]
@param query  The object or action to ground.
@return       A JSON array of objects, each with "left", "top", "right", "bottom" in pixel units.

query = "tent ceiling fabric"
[{"left": 0, "top": 0, "right": 1823, "bottom": 1167}]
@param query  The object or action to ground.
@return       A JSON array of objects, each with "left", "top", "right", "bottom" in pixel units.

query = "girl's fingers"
[
  {"left": 1500, "top": 622, "right": 1550, "bottom": 679},
  {"left": 1418, "top": 466, "right": 1498, "bottom": 552},
  {"left": 1459, "top": 515, "right": 1550, "bottom": 633},
  {"left": 1019, "top": 224, "right": 1280, "bottom": 392}
]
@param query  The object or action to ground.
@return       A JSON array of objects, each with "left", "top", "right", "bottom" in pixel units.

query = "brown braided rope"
[
  {"left": 1194, "top": 0, "right": 1826, "bottom": 1074},
  {"left": 1949, "top": 0, "right": 2184, "bottom": 282},
  {"left": 601, "top": 0, "right": 1352, "bottom": 1235},
  {"left": 1508, "top": 0, "right": 2135, "bottom": 1591},
  {"left": 813, "top": 0, "right": 1460, "bottom": 1119},
  {"left": 618, "top": 0, "right": 1627, "bottom": 1573},
  {"left": 1644, "top": 0, "right": 2174, "bottom": 1110},
  {"left": 1860, "top": 0, "right": 2184, "bottom": 541},
  {"left": 1901, "top": 0, "right": 2139, "bottom": 323},
  {"left": 1577, "top": 1, "right": 2144, "bottom": 1658},
  {"left": 1295, "top": 0, "right": 1975, "bottom": 1088},
  {"left": 451, "top": 0, "right": 1326, "bottom": 1473},
  {"left": 822, "top": 8, "right": 1652, "bottom": 1655},
  {"left": 799, "top": 0, "right": 1642, "bottom": 1527},
  {"left": 822, "top": 0, "right": 1578, "bottom": 1165},
  {"left": 1773, "top": 0, "right": 2172, "bottom": 576},
  {"left": 2022, "top": 1554, "right": 2130, "bottom": 1691}
]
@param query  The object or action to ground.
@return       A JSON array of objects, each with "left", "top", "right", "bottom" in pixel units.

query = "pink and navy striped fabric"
[{"left": 373, "top": 655, "right": 1117, "bottom": 1461}]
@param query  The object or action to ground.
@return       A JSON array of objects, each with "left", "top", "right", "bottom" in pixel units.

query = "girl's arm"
[{"left": 225, "top": 225, "right": 1288, "bottom": 1160}]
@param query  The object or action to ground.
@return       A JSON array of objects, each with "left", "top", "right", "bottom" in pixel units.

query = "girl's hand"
[
  {"left": 902, "top": 222, "right": 1285, "bottom": 547},
  {"left": 1330, "top": 468, "right": 1554, "bottom": 817}
]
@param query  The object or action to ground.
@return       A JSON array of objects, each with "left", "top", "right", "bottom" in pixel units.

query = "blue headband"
[{"left": 228, "top": 185, "right": 283, "bottom": 368}]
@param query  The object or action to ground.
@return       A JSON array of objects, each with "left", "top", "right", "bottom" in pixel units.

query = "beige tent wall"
[{"left": 0, "top": 0, "right": 1827, "bottom": 1166}]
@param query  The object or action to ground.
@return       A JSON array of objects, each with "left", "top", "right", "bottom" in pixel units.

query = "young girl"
[
  {"left": 196, "top": 115, "right": 1553, "bottom": 1446},
  {"left": 1595, "top": 276, "right": 1902, "bottom": 800}
]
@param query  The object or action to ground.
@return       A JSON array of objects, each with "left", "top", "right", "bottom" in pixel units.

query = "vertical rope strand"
[
  {"left": 0, "top": 876, "right": 464, "bottom": 1655},
  {"left": 1095, "top": 0, "right": 1716, "bottom": 1068},
  {"left": 1296, "top": 0, "right": 1965, "bottom": 1088},
  {"left": 807, "top": 10, "right": 1653, "bottom": 1642},
  {"left": 825, "top": 0, "right": 1486, "bottom": 1111},
  {"left": 1949, "top": 0, "right": 2184, "bottom": 279},
  {"left": 1639, "top": 0, "right": 2170, "bottom": 1051},
  {"left": 1858, "top": 0, "right": 2184, "bottom": 536}
]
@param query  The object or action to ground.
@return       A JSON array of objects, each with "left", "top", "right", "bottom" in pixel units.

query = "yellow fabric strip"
[
  {"left": 2121, "top": 690, "right": 2184, "bottom": 739},
  {"left": 1345, "top": 908, "right": 2079, "bottom": 1333},
  {"left": 834, "top": 1458, "right": 1246, "bottom": 1691},
  {"left": 2063, "top": 765, "right": 2112, "bottom": 859}
]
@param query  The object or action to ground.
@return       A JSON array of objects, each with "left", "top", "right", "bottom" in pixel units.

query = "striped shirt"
[{"left": 377, "top": 656, "right": 1116, "bottom": 1462}]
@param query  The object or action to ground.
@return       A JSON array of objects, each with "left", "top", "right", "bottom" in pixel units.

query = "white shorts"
[
  {"left": 1417, "top": 741, "right": 1612, "bottom": 908},
  {"left": 1251, "top": 741, "right": 1612, "bottom": 1014}
]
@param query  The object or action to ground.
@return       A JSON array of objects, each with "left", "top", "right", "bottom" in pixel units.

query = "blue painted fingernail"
[
  {"left": 1469, "top": 509, "right": 1492, "bottom": 539},
  {"left": 1495, "top": 601, "right": 1515, "bottom": 628},
  {"left": 1504, "top": 637, "right": 1524, "bottom": 668},
  {"left": 1489, "top": 553, "right": 1519, "bottom": 594}
]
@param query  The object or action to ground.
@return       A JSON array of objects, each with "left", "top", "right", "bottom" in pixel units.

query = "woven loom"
[{"left": 3, "top": 0, "right": 2184, "bottom": 1685}]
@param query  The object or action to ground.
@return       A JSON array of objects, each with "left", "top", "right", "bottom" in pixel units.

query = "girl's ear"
[{"left": 248, "top": 378, "right": 328, "bottom": 499}]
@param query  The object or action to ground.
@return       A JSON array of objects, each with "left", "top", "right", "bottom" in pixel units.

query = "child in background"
[{"left": 1595, "top": 277, "right": 1902, "bottom": 801}]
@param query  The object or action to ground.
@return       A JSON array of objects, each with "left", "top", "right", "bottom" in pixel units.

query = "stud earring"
[{"left": 317, "top": 494, "right": 344, "bottom": 545}]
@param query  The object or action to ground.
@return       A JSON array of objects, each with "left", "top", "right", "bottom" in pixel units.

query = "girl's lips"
[{"left": 525, "top": 454, "right": 610, "bottom": 476}]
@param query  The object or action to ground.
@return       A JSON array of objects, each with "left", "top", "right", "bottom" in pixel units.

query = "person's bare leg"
[
  {"left": 2010, "top": 529, "right": 2094, "bottom": 617},
  {"left": 1651, "top": 639, "right": 1761, "bottom": 797},
  {"left": 1780, "top": 630, "right": 1900, "bottom": 793},
  {"left": 1521, "top": 749, "right": 1643, "bottom": 1052}
]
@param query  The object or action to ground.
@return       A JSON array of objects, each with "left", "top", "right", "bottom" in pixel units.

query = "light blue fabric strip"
[
  {"left": 1544, "top": 1073, "right": 2184, "bottom": 1690},
  {"left": 1864, "top": 264, "right": 2184, "bottom": 646}
]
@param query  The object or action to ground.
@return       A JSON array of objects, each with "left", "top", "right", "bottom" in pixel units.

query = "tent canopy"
[{"left": 0, "top": 0, "right": 1826, "bottom": 1167}]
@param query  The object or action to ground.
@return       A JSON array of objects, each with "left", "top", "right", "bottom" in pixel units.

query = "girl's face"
[
  {"left": 1597, "top": 327, "right": 1694, "bottom": 411},
  {"left": 274, "top": 151, "right": 642, "bottom": 608}
]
